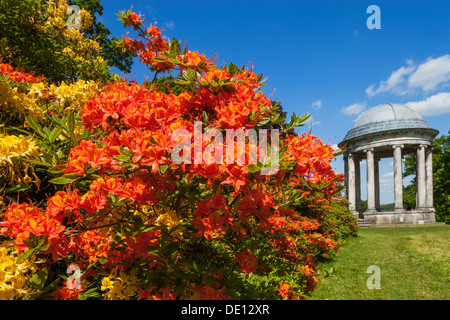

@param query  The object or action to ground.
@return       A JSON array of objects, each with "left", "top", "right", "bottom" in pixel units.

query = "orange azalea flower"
[
  {"left": 177, "top": 51, "right": 212, "bottom": 71},
  {"left": 232, "top": 249, "right": 257, "bottom": 274},
  {"left": 146, "top": 25, "right": 162, "bottom": 38},
  {"left": 0, "top": 203, "right": 66, "bottom": 260},
  {"left": 63, "top": 140, "right": 110, "bottom": 175},
  {"left": 138, "top": 287, "right": 177, "bottom": 300},
  {"left": 126, "top": 12, "right": 143, "bottom": 30},
  {"left": 120, "top": 173, "right": 159, "bottom": 205},
  {"left": 79, "top": 190, "right": 108, "bottom": 217},
  {"left": 193, "top": 284, "right": 229, "bottom": 300},
  {"left": 192, "top": 193, "right": 233, "bottom": 240},
  {"left": 278, "top": 283, "right": 290, "bottom": 298},
  {"left": 50, "top": 286, "right": 82, "bottom": 300},
  {"left": 236, "top": 189, "right": 273, "bottom": 226},
  {"left": 200, "top": 68, "right": 231, "bottom": 83},
  {"left": 89, "top": 176, "right": 124, "bottom": 195},
  {"left": 45, "top": 190, "right": 82, "bottom": 221},
  {"left": 121, "top": 37, "right": 145, "bottom": 53},
  {"left": 0, "top": 62, "right": 43, "bottom": 83},
  {"left": 125, "top": 230, "right": 162, "bottom": 261},
  {"left": 128, "top": 130, "right": 174, "bottom": 173},
  {"left": 73, "top": 229, "right": 113, "bottom": 264}
]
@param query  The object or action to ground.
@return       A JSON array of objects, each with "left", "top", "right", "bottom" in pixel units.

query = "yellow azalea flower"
[
  {"left": 0, "top": 246, "right": 37, "bottom": 300},
  {"left": 48, "top": 79, "right": 99, "bottom": 109},
  {"left": 63, "top": 28, "right": 84, "bottom": 42},
  {"left": 28, "top": 82, "right": 47, "bottom": 98},
  {"left": 1, "top": 81, "right": 45, "bottom": 122},
  {"left": 0, "top": 81, "right": 13, "bottom": 106},
  {"left": 132, "top": 204, "right": 154, "bottom": 217},
  {"left": 155, "top": 208, "right": 184, "bottom": 239},
  {"left": 0, "top": 134, "right": 39, "bottom": 165},
  {"left": 101, "top": 269, "right": 138, "bottom": 300},
  {"left": 0, "top": 134, "right": 41, "bottom": 187}
]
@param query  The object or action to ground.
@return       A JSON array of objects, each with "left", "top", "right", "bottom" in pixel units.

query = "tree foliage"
[
  {"left": 403, "top": 131, "right": 450, "bottom": 223},
  {"left": 0, "top": 0, "right": 130, "bottom": 83},
  {"left": 68, "top": 0, "right": 134, "bottom": 73}
]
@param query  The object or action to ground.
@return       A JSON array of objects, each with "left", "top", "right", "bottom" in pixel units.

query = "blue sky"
[{"left": 98, "top": 0, "right": 450, "bottom": 204}]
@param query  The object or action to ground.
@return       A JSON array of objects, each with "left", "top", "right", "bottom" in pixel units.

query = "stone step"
[{"left": 357, "top": 219, "right": 372, "bottom": 227}]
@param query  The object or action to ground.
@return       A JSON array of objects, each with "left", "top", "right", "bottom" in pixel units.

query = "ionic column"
[
  {"left": 416, "top": 145, "right": 427, "bottom": 209},
  {"left": 374, "top": 158, "right": 381, "bottom": 212},
  {"left": 425, "top": 147, "right": 434, "bottom": 209},
  {"left": 365, "top": 148, "right": 377, "bottom": 214},
  {"left": 344, "top": 155, "right": 348, "bottom": 197},
  {"left": 393, "top": 145, "right": 404, "bottom": 213},
  {"left": 347, "top": 153, "right": 357, "bottom": 216},
  {"left": 355, "top": 157, "right": 361, "bottom": 213}
]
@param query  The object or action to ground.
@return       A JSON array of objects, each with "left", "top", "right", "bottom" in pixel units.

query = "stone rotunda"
[{"left": 338, "top": 103, "right": 439, "bottom": 225}]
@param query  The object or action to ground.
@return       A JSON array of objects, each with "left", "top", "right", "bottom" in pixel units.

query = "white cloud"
[
  {"left": 379, "top": 172, "right": 394, "bottom": 185},
  {"left": 331, "top": 143, "right": 340, "bottom": 151},
  {"left": 366, "top": 55, "right": 450, "bottom": 98},
  {"left": 164, "top": 20, "right": 175, "bottom": 30},
  {"left": 406, "top": 92, "right": 450, "bottom": 116},
  {"left": 366, "top": 60, "right": 415, "bottom": 98},
  {"left": 311, "top": 100, "right": 322, "bottom": 109},
  {"left": 340, "top": 102, "right": 366, "bottom": 116},
  {"left": 382, "top": 172, "right": 394, "bottom": 178},
  {"left": 408, "top": 55, "right": 450, "bottom": 92}
]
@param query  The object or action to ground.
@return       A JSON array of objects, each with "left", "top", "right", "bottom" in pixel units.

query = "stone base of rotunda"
[{"left": 362, "top": 209, "right": 436, "bottom": 225}]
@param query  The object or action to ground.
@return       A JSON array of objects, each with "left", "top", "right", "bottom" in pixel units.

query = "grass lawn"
[{"left": 308, "top": 224, "right": 450, "bottom": 300}]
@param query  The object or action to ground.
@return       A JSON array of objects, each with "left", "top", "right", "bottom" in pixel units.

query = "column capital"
[
  {"left": 364, "top": 148, "right": 374, "bottom": 153},
  {"left": 417, "top": 144, "right": 428, "bottom": 150},
  {"left": 392, "top": 144, "right": 404, "bottom": 149}
]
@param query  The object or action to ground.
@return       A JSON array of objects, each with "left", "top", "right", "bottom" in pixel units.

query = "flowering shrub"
[{"left": 0, "top": 5, "right": 357, "bottom": 300}]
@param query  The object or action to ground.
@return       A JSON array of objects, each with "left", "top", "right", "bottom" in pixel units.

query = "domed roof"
[{"left": 341, "top": 103, "right": 435, "bottom": 142}]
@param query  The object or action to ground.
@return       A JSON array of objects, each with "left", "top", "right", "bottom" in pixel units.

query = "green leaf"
[
  {"left": 159, "top": 163, "right": 168, "bottom": 173},
  {"left": 67, "top": 112, "right": 75, "bottom": 133},
  {"left": 47, "top": 168, "right": 63, "bottom": 175},
  {"left": 2, "top": 184, "right": 30, "bottom": 194},
  {"left": 319, "top": 175, "right": 340, "bottom": 190},
  {"left": 38, "top": 242, "right": 50, "bottom": 252},
  {"left": 174, "top": 79, "right": 192, "bottom": 85},
  {"left": 246, "top": 164, "right": 261, "bottom": 173},
  {"left": 113, "top": 154, "right": 132, "bottom": 161},
  {"left": 79, "top": 287, "right": 100, "bottom": 300},
  {"left": 258, "top": 117, "right": 271, "bottom": 126},
  {"left": 51, "top": 114, "right": 69, "bottom": 131},
  {"left": 169, "top": 37, "right": 181, "bottom": 56},
  {"left": 48, "top": 127, "right": 62, "bottom": 144},
  {"left": 29, "top": 268, "right": 48, "bottom": 291},
  {"left": 25, "top": 115, "right": 45, "bottom": 138},
  {"left": 334, "top": 149, "right": 346, "bottom": 157},
  {"left": 16, "top": 248, "right": 36, "bottom": 263},
  {"left": 152, "top": 56, "right": 168, "bottom": 63},
  {"left": 26, "top": 159, "right": 52, "bottom": 167},
  {"left": 49, "top": 173, "right": 79, "bottom": 185},
  {"left": 86, "top": 166, "right": 101, "bottom": 174},
  {"left": 223, "top": 85, "right": 237, "bottom": 93}
]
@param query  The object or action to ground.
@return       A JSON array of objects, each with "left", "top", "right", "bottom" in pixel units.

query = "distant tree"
[
  {"left": 403, "top": 131, "right": 450, "bottom": 223},
  {"left": 69, "top": 0, "right": 134, "bottom": 73},
  {"left": 0, "top": 0, "right": 133, "bottom": 83},
  {"left": 360, "top": 200, "right": 367, "bottom": 213}
]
